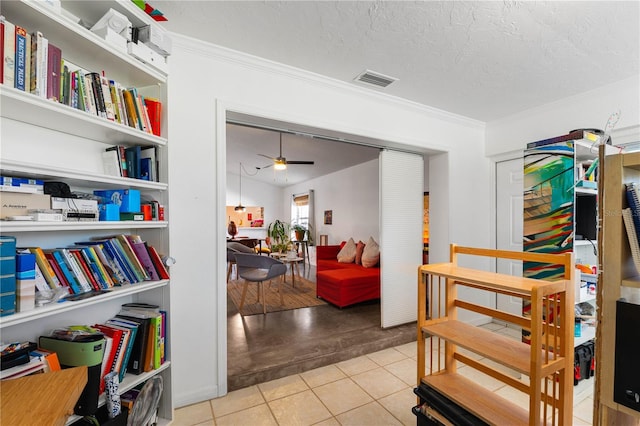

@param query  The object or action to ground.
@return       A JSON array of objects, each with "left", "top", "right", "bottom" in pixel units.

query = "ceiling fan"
[{"left": 258, "top": 133, "right": 314, "bottom": 170}]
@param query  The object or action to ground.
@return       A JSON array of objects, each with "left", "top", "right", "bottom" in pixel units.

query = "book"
[
  {"left": 105, "top": 146, "right": 128, "bottom": 177},
  {"left": 160, "top": 310, "right": 166, "bottom": 364},
  {"left": 92, "top": 324, "right": 125, "bottom": 391},
  {"left": 0, "top": 20, "right": 4, "bottom": 84},
  {"left": 115, "top": 234, "right": 149, "bottom": 281},
  {"left": 122, "top": 89, "right": 140, "bottom": 130},
  {"left": 46, "top": 250, "right": 82, "bottom": 294},
  {"left": 69, "top": 248, "right": 101, "bottom": 291},
  {"left": 3, "top": 19, "right": 15, "bottom": 88},
  {"left": 14, "top": 25, "right": 27, "bottom": 91},
  {"left": 147, "top": 244, "right": 170, "bottom": 279},
  {"left": 129, "top": 239, "right": 160, "bottom": 280},
  {"left": 76, "top": 241, "right": 127, "bottom": 285},
  {"left": 27, "top": 247, "right": 61, "bottom": 289},
  {"left": 102, "top": 149, "right": 122, "bottom": 177},
  {"left": 29, "top": 31, "right": 48, "bottom": 98},
  {"left": 622, "top": 208, "right": 640, "bottom": 275},
  {"left": 95, "top": 333, "right": 114, "bottom": 394},
  {"left": 0, "top": 355, "right": 46, "bottom": 380},
  {"left": 82, "top": 245, "right": 114, "bottom": 288},
  {"left": 99, "top": 74, "right": 116, "bottom": 121},
  {"left": 125, "top": 146, "right": 141, "bottom": 179},
  {"left": 88, "top": 72, "right": 106, "bottom": 118},
  {"left": 140, "top": 146, "right": 157, "bottom": 181},
  {"left": 119, "top": 303, "right": 161, "bottom": 371},
  {"left": 77, "top": 247, "right": 109, "bottom": 289},
  {"left": 144, "top": 97, "right": 162, "bottom": 137},
  {"left": 61, "top": 248, "right": 93, "bottom": 293},
  {"left": 104, "top": 318, "right": 139, "bottom": 379},
  {"left": 83, "top": 73, "right": 97, "bottom": 115},
  {"left": 46, "top": 43, "right": 62, "bottom": 101},
  {"left": 29, "top": 348, "right": 61, "bottom": 372},
  {"left": 113, "top": 314, "right": 149, "bottom": 375},
  {"left": 44, "top": 252, "right": 71, "bottom": 292}
]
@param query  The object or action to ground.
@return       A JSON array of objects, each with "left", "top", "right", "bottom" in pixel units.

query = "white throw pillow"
[
  {"left": 337, "top": 238, "right": 357, "bottom": 263},
  {"left": 361, "top": 237, "right": 380, "bottom": 268}
]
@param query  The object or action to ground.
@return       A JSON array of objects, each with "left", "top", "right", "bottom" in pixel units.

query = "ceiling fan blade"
[
  {"left": 286, "top": 160, "right": 315, "bottom": 165},
  {"left": 258, "top": 153, "right": 276, "bottom": 160},
  {"left": 258, "top": 163, "right": 273, "bottom": 169}
]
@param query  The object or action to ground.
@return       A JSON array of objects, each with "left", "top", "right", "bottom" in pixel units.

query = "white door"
[
  {"left": 379, "top": 150, "right": 423, "bottom": 328},
  {"left": 496, "top": 157, "right": 524, "bottom": 317}
]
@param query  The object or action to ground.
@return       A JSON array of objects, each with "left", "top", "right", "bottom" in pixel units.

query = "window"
[{"left": 291, "top": 193, "right": 309, "bottom": 230}]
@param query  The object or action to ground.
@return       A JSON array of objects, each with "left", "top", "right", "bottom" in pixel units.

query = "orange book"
[{"left": 144, "top": 97, "right": 162, "bottom": 137}]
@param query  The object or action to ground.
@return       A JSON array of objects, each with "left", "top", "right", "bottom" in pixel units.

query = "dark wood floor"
[{"left": 226, "top": 264, "right": 416, "bottom": 391}]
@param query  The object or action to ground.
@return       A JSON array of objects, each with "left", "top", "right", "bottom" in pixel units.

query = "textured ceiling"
[
  {"left": 153, "top": 1, "right": 640, "bottom": 186},
  {"left": 155, "top": 0, "right": 639, "bottom": 122}
]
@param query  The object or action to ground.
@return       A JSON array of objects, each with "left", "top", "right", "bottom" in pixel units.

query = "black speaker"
[{"left": 614, "top": 300, "right": 640, "bottom": 412}]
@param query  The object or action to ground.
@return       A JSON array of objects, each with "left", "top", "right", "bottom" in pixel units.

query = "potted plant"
[
  {"left": 291, "top": 223, "right": 307, "bottom": 242},
  {"left": 267, "top": 219, "right": 290, "bottom": 253}
]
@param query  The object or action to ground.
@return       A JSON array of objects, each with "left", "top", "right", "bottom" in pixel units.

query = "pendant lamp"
[{"left": 234, "top": 162, "right": 246, "bottom": 212}]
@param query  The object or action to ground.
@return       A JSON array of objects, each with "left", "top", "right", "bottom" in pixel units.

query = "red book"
[
  {"left": 46, "top": 42, "right": 62, "bottom": 101},
  {"left": 144, "top": 97, "right": 162, "bottom": 137},
  {"left": 92, "top": 324, "right": 123, "bottom": 393},
  {"left": 44, "top": 252, "right": 70, "bottom": 290},
  {"left": 70, "top": 249, "right": 100, "bottom": 291},
  {"left": 146, "top": 244, "right": 169, "bottom": 280}
]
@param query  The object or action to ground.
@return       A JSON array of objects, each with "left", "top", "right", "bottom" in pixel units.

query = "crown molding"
[{"left": 171, "top": 33, "right": 485, "bottom": 130}]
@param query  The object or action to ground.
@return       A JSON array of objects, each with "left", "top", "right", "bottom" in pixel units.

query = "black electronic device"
[
  {"left": 614, "top": 299, "right": 640, "bottom": 412},
  {"left": 575, "top": 195, "right": 597, "bottom": 241}
]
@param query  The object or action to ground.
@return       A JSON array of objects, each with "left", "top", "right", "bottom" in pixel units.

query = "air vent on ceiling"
[{"left": 354, "top": 70, "right": 397, "bottom": 88}]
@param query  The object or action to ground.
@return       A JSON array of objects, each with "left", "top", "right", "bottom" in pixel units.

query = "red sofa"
[{"left": 316, "top": 244, "right": 380, "bottom": 308}]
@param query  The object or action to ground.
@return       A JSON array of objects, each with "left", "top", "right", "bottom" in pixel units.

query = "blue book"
[
  {"left": 125, "top": 146, "right": 142, "bottom": 179},
  {"left": 102, "top": 240, "right": 137, "bottom": 284},
  {"left": 14, "top": 26, "right": 27, "bottom": 91},
  {"left": 49, "top": 250, "right": 83, "bottom": 294}
]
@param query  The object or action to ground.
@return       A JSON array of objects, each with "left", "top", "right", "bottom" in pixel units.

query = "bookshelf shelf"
[
  {"left": 0, "top": 280, "right": 169, "bottom": 328},
  {"left": 0, "top": 159, "right": 168, "bottom": 191},
  {"left": 0, "top": 0, "right": 167, "bottom": 84},
  {"left": 0, "top": 221, "right": 168, "bottom": 233},
  {"left": 417, "top": 245, "right": 574, "bottom": 425},
  {"left": 0, "top": 87, "right": 167, "bottom": 147},
  {"left": 66, "top": 361, "right": 171, "bottom": 425},
  {"left": 0, "top": 0, "right": 173, "bottom": 423}
]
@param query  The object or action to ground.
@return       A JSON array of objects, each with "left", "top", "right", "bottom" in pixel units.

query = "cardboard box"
[{"left": 0, "top": 193, "right": 51, "bottom": 219}]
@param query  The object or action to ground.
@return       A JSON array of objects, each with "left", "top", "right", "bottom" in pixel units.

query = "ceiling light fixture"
[
  {"left": 234, "top": 162, "right": 246, "bottom": 212},
  {"left": 274, "top": 158, "right": 287, "bottom": 170}
]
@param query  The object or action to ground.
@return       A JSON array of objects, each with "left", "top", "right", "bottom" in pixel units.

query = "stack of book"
[
  {"left": 24, "top": 234, "right": 169, "bottom": 296},
  {"left": 91, "top": 303, "right": 167, "bottom": 393},
  {"left": 1, "top": 17, "right": 162, "bottom": 136},
  {"left": 102, "top": 145, "right": 158, "bottom": 182}
]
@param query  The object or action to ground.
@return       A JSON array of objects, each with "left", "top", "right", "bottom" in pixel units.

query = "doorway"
[{"left": 223, "top": 111, "right": 430, "bottom": 393}]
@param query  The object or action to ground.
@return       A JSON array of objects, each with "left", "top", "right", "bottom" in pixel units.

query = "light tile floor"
[{"left": 174, "top": 323, "right": 595, "bottom": 425}]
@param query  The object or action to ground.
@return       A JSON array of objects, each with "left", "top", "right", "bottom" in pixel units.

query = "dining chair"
[{"left": 234, "top": 253, "right": 287, "bottom": 314}]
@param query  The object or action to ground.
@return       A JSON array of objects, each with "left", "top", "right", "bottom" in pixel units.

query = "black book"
[{"left": 114, "top": 314, "right": 150, "bottom": 375}]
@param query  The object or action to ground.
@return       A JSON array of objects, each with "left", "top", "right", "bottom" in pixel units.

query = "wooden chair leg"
[
  {"left": 279, "top": 279, "right": 283, "bottom": 306},
  {"left": 261, "top": 281, "right": 266, "bottom": 314},
  {"left": 227, "top": 262, "right": 233, "bottom": 283},
  {"left": 239, "top": 280, "right": 248, "bottom": 309}
]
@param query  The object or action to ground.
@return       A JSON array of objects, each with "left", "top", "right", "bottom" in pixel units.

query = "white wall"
[
  {"left": 486, "top": 76, "right": 640, "bottom": 156},
  {"left": 285, "top": 159, "right": 380, "bottom": 246},
  {"left": 226, "top": 173, "right": 284, "bottom": 234},
  {"left": 167, "top": 35, "right": 489, "bottom": 407}
]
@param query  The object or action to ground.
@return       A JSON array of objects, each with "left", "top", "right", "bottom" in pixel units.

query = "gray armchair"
[
  {"left": 227, "top": 241, "right": 257, "bottom": 283},
  {"left": 234, "top": 253, "right": 287, "bottom": 314}
]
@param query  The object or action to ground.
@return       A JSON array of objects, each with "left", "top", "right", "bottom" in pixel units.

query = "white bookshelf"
[{"left": 0, "top": 0, "right": 172, "bottom": 423}]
